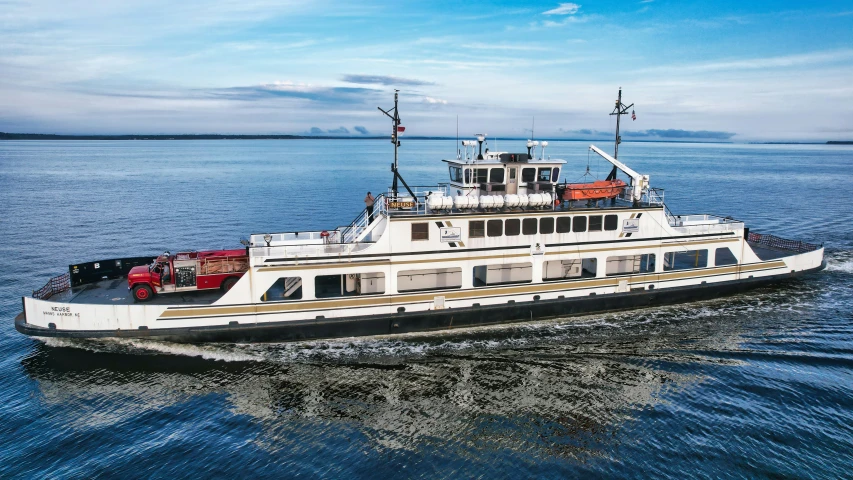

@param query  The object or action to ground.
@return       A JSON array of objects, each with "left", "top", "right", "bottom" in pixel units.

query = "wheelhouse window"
[
  {"left": 464, "top": 168, "right": 472, "bottom": 184},
  {"left": 537, "top": 168, "right": 551, "bottom": 182},
  {"left": 522, "top": 168, "right": 536, "bottom": 182},
  {"left": 469, "top": 220, "right": 485, "bottom": 238},
  {"left": 489, "top": 168, "right": 504, "bottom": 183},
  {"left": 573, "top": 216, "right": 587, "bottom": 232},
  {"left": 449, "top": 166, "right": 463, "bottom": 183},
  {"left": 412, "top": 223, "right": 429, "bottom": 241},
  {"left": 556, "top": 217, "right": 572, "bottom": 233},
  {"left": 522, "top": 218, "right": 538, "bottom": 235},
  {"left": 487, "top": 219, "right": 503, "bottom": 237},
  {"left": 261, "top": 277, "right": 302, "bottom": 302},
  {"left": 552, "top": 167, "right": 560, "bottom": 182},
  {"left": 505, "top": 218, "right": 521, "bottom": 236},
  {"left": 540, "top": 217, "right": 554, "bottom": 234},
  {"left": 589, "top": 215, "right": 603, "bottom": 231},
  {"left": 474, "top": 169, "right": 488, "bottom": 184},
  {"left": 604, "top": 214, "right": 618, "bottom": 231}
]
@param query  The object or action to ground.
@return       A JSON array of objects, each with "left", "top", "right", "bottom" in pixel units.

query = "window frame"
[
  {"left": 572, "top": 216, "right": 587, "bottom": 232},
  {"left": 411, "top": 222, "right": 429, "bottom": 241},
  {"left": 556, "top": 217, "right": 572, "bottom": 233},
  {"left": 522, "top": 218, "right": 538, "bottom": 235},
  {"left": 588, "top": 215, "right": 603, "bottom": 232},
  {"left": 505, "top": 218, "right": 521, "bottom": 236},
  {"left": 540, "top": 217, "right": 555, "bottom": 234},
  {"left": 604, "top": 214, "right": 618, "bottom": 231},
  {"left": 469, "top": 220, "right": 485, "bottom": 238},
  {"left": 487, "top": 219, "right": 503, "bottom": 237},
  {"left": 521, "top": 168, "right": 536, "bottom": 182}
]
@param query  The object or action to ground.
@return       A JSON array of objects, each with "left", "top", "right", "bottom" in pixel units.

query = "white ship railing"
[
  {"left": 616, "top": 187, "right": 665, "bottom": 206},
  {"left": 668, "top": 214, "right": 744, "bottom": 235},
  {"left": 249, "top": 241, "right": 377, "bottom": 262}
]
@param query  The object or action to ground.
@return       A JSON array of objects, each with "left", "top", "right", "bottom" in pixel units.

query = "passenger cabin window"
[
  {"left": 715, "top": 247, "right": 738, "bottom": 266},
  {"left": 573, "top": 216, "right": 587, "bottom": 232},
  {"left": 489, "top": 168, "right": 504, "bottom": 183},
  {"left": 556, "top": 217, "right": 572, "bottom": 233},
  {"left": 412, "top": 223, "right": 429, "bottom": 241},
  {"left": 473, "top": 262, "right": 533, "bottom": 287},
  {"left": 540, "top": 217, "right": 554, "bottom": 234},
  {"left": 606, "top": 254, "right": 656, "bottom": 276},
  {"left": 449, "top": 166, "right": 462, "bottom": 183},
  {"left": 261, "top": 277, "right": 303, "bottom": 302},
  {"left": 487, "top": 219, "right": 503, "bottom": 237},
  {"left": 664, "top": 250, "right": 708, "bottom": 270},
  {"left": 315, "top": 273, "right": 385, "bottom": 298},
  {"left": 469, "top": 220, "right": 485, "bottom": 238},
  {"left": 505, "top": 218, "right": 520, "bottom": 236},
  {"left": 522, "top": 218, "right": 537, "bottom": 235},
  {"left": 522, "top": 168, "right": 536, "bottom": 182},
  {"left": 544, "top": 259, "right": 597, "bottom": 281},
  {"left": 589, "top": 215, "right": 603, "bottom": 231},
  {"left": 538, "top": 168, "right": 551, "bottom": 182},
  {"left": 398, "top": 268, "right": 462, "bottom": 292},
  {"left": 604, "top": 214, "right": 618, "bottom": 231}
]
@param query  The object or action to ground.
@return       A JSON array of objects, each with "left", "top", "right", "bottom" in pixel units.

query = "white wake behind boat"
[{"left": 15, "top": 91, "right": 825, "bottom": 343}]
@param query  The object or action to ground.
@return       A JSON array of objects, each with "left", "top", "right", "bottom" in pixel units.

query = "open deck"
[{"left": 51, "top": 278, "right": 223, "bottom": 306}]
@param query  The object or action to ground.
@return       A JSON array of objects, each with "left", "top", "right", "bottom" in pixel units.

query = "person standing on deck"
[{"left": 364, "top": 192, "right": 375, "bottom": 224}]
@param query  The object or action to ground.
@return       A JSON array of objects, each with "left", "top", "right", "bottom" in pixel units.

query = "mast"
[
  {"left": 378, "top": 90, "right": 416, "bottom": 200},
  {"left": 609, "top": 87, "right": 634, "bottom": 159}
]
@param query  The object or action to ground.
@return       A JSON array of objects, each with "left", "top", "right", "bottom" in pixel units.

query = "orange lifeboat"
[{"left": 562, "top": 179, "right": 627, "bottom": 201}]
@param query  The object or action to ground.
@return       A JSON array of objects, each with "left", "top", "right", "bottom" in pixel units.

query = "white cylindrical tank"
[
  {"left": 492, "top": 195, "right": 504, "bottom": 208},
  {"left": 528, "top": 193, "right": 542, "bottom": 207},
  {"left": 504, "top": 194, "right": 519, "bottom": 208},
  {"left": 427, "top": 193, "right": 445, "bottom": 211},
  {"left": 541, "top": 192, "right": 553, "bottom": 206},
  {"left": 518, "top": 194, "right": 529, "bottom": 208},
  {"left": 442, "top": 196, "right": 453, "bottom": 210},
  {"left": 479, "top": 195, "right": 494, "bottom": 209},
  {"left": 454, "top": 196, "right": 470, "bottom": 209},
  {"left": 468, "top": 195, "right": 479, "bottom": 209}
]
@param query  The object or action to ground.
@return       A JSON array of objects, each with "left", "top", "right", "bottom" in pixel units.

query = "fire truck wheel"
[
  {"left": 133, "top": 284, "right": 153, "bottom": 302},
  {"left": 221, "top": 277, "right": 238, "bottom": 292}
]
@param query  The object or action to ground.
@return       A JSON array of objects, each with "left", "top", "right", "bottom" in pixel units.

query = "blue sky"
[{"left": 1, "top": 0, "right": 851, "bottom": 141}]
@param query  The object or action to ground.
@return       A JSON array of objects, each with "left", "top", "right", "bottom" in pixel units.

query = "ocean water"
[{"left": 0, "top": 139, "right": 851, "bottom": 478}]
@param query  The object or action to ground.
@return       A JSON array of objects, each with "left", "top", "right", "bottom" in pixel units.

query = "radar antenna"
[{"left": 378, "top": 90, "right": 416, "bottom": 200}]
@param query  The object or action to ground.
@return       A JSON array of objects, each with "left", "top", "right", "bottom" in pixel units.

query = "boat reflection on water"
[{"left": 18, "top": 302, "right": 771, "bottom": 459}]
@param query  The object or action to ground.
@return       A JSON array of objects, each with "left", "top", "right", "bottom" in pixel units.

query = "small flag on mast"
[
  {"left": 396, "top": 126, "right": 406, "bottom": 133},
  {"left": 631, "top": 110, "right": 636, "bottom": 121}
]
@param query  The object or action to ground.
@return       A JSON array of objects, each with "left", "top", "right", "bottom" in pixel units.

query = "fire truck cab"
[{"left": 127, "top": 249, "right": 249, "bottom": 302}]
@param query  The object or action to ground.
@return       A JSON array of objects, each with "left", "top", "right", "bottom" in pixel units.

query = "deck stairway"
[{"left": 340, "top": 194, "right": 387, "bottom": 244}]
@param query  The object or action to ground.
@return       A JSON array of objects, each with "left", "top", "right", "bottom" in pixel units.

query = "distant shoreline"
[{"left": 0, "top": 132, "right": 848, "bottom": 144}]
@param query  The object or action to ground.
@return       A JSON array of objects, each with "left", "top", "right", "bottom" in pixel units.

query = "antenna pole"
[
  {"left": 378, "top": 90, "right": 416, "bottom": 201},
  {"left": 609, "top": 87, "right": 633, "bottom": 159}
]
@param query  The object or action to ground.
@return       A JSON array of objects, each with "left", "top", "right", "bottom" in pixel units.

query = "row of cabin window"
[
  {"left": 449, "top": 166, "right": 560, "bottom": 184},
  {"left": 261, "top": 248, "right": 739, "bottom": 301},
  {"left": 467, "top": 214, "right": 619, "bottom": 238}
]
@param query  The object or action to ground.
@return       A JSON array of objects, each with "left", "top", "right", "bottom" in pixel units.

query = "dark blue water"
[{"left": 1, "top": 140, "right": 852, "bottom": 478}]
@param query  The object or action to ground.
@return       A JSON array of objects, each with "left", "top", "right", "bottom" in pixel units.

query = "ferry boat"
[{"left": 14, "top": 90, "right": 826, "bottom": 343}]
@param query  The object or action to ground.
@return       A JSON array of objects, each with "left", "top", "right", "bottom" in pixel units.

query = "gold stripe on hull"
[{"left": 158, "top": 260, "right": 786, "bottom": 320}]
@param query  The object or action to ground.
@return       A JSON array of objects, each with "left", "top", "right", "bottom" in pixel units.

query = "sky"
[{"left": 1, "top": 0, "right": 852, "bottom": 141}]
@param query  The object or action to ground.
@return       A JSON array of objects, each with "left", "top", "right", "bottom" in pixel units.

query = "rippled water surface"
[{"left": 1, "top": 140, "right": 852, "bottom": 478}]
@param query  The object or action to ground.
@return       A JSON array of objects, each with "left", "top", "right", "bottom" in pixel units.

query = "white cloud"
[
  {"left": 422, "top": 96, "right": 447, "bottom": 105},
  {"left": 543, "top": 3, "right": 580, "bottom": 15}
]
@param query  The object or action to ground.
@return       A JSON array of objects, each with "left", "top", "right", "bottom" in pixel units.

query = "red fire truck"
[{"left": 127, "top": 249, "right": 249, "bottom": 302}]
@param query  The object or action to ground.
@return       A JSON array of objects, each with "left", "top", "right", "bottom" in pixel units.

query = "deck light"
[{"left": 263, "top": 234, "right": 272, "bottom": 246}]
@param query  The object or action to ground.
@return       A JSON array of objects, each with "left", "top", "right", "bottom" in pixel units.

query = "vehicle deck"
[
  {"left": 53, "top": 278, "right": 223, "bottom": 306},
  {"left": 749, "top": 243, "right": 798, "bottom": 261}
]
